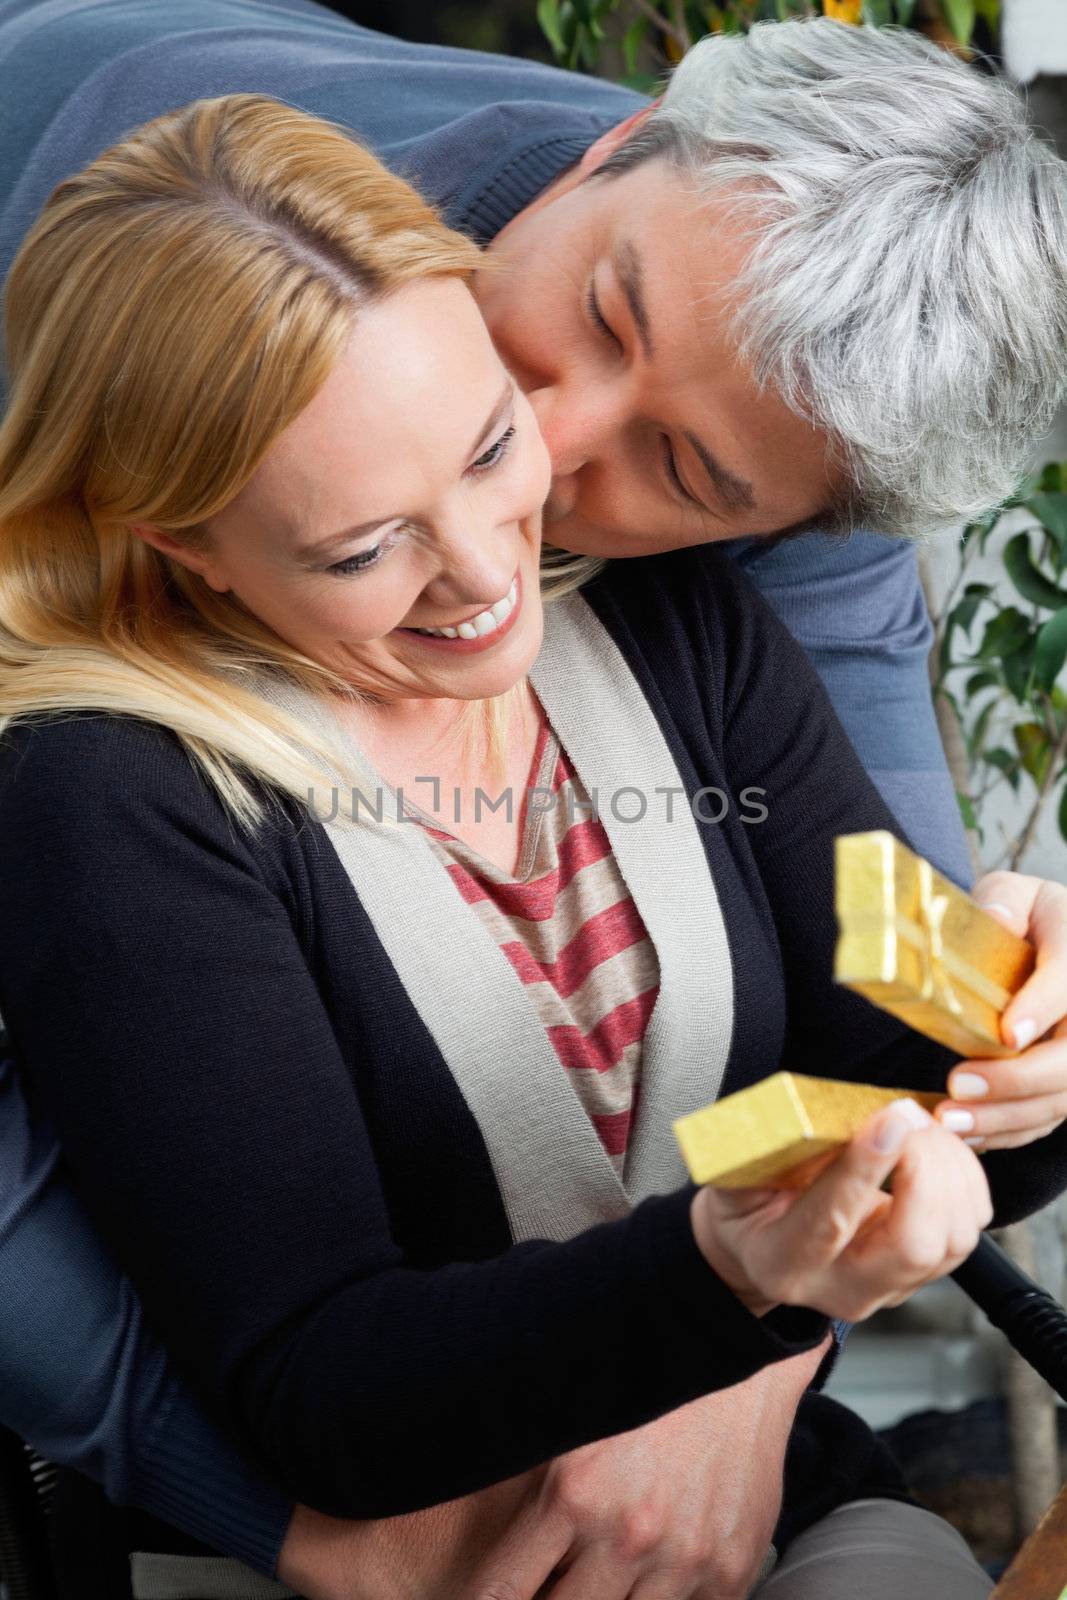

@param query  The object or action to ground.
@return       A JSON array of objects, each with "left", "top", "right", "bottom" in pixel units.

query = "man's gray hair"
[{"left": 601, "top": 19, "right": 1067, "bottom": 539}]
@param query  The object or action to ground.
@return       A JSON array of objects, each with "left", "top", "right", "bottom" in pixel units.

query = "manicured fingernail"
[
  {"left": 873, "top": 1098, "right": 930, "bottom": 1152},
  {"left": 952, "top": 1073, "right": 989, "bottom": 1100},
  {"left": 940, "top": 1107, "right": 975, "bottom": 1133},
  {"left": 975, "top": 900, "right": 1014, "bottom": 925},
  {"left": 1010, "top": 1018, "right": 1037, "bottom": 1051},
  {"left": 964, "top": 1136, "right": 985, "bottom": 1148}
]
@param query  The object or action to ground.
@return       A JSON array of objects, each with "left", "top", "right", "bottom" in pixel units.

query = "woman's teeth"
[{"left": 414, "top": 578, "right": 518, "bottom": 640}]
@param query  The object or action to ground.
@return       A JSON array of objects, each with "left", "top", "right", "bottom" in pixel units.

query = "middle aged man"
[{"left": 1, "top": 3, "right": 1067, "bottom": 1599}]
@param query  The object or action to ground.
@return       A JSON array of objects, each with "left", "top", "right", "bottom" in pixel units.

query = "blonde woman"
[{"left": 1, "top": 97, "right": 1066, "bottom": 1600}]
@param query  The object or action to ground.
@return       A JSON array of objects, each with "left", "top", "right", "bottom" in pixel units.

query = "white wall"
[{"left": 1003, "top": 0, "right": 1067, "bottom": 82}]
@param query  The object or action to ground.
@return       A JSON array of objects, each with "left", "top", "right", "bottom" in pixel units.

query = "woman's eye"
[
  {"left": 329, "top": 544, "right": 384, "bottom": 576},
  {"left": 586, "top": 279, "right": 622, "bottom": 351},
  {"left": 470, "top": 423, "right": 516, "bottom": 473}
]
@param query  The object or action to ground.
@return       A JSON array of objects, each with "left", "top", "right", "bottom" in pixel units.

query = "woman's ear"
[
  {"left": 128, "top": 521, "right": 231, "bottom": 594},
  {"left": 576, "top": 102, "right": 660, "bottom": 177}
]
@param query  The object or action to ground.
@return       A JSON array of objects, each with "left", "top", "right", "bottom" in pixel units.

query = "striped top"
[{"left": 409, "top": 723, "right": 660, "bottom": 1176}]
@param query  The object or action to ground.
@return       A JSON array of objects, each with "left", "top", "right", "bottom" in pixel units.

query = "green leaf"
[
  {"left": 957, "top": 582, "right": 995, "bottom": 629},
  {"left": 965, "top": 670, "right": 1000, "bottom": 696},
  {"left": 1028, "top": 492, "right": 1067, "bottom": 571},
  {"left": 537, "top": 0, "right": 567, "bottom": 56},
  {"left": 977, "top": 607, "right": 1031, "bottom": 662},
  {"left": 863, "top": 0, "right": 893, "bottom": 23},
  {"left": 938, "top": 583, "right": 994, "bottom": 677},
  {"left": 1060, "top": 779, "right": 1067, "bottom": 846},
  {"left": 618, "top": 70, "right": 663, "bottom": 92},
  {"left": 985, "top": 746, "right": 1021, "bottom": 792},
  {"left": 577, "top": 28, "right": 601, "bottom": 69},
  {"left": 622, "top": 14, "right": 649, "bottom": 74},
  {"left": 894, "top": 0, "right": 917, "bottom": 21},
  {"left": 973, "top": 0, "right": 1000, "bottom": 26},
  {"left": 1039, "top": 463, "right": 1066, "bottom": 494},
  {"left": 1004, "top": 531, "right": 1067, "bottom": 610},
  {"left": 962, "top": 513, "right": 998, "bottom": 550},
  {"left": 967, "top": 697, "right": 996, "bottom": 759},
  {"left": 1002, "top": 642, "right": 1036, "bottom": 703},
  {"left": 1014, "top": 722, "right": 1052, "bottom": 786},
  {"left": 1035, "top": 608, "right": 1067, "bottom": 693},
  {"left": 940, "top": 0, "right": 976, "bottom": 41},
  {"left": 957, "top": 791, "right": 981, "bottom": 838}
]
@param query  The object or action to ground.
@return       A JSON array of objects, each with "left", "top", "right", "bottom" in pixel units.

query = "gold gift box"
[
  {"left": 673, "top": 831, "right": 1035, "bottom": 1190},
  {"left": 834, "top": 830, "right": 1033, "bottom": 1060},
  {"left": 674, "top": 1071, "right": 943, "bottom": 1188}
]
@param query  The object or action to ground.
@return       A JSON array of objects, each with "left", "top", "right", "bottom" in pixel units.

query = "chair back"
[{"left": 0, "top": 1425, "right": 58, "bottom": 1600}]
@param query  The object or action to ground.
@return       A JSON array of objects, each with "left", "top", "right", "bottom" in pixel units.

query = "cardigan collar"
[{"left": 249, "top": 591, "right": 735, "bottom": 1243}]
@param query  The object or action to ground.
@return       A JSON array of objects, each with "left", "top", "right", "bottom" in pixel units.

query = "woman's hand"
[
  {"left": 691, "top": 1098, "right": 993, "bottom": 1323},
  {"left": 935, "top": 871, "right": 1067, "bottom": 1152}
]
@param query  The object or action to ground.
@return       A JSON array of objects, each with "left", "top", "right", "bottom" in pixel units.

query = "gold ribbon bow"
[{"left": 915, "top": 857, "right": 964, "bottom": 1018}]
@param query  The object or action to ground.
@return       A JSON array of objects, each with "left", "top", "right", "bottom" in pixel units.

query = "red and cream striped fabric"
[{"left": 410, "top": 724, "right": 660, "bottom": 1176}]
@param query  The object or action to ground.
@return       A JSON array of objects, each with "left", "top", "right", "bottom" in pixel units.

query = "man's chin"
[{"left": 544, "top": 517, "right": 668, "bottom": 561}]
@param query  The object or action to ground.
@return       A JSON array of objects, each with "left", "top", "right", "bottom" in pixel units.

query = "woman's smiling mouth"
[{"left": 396, "top": 573, "right": 523, "bottom": 653}]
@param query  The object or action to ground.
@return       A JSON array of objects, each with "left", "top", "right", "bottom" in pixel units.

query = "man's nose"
[{"left": 526, "top": 382, "right": 625, "bottom": 481}]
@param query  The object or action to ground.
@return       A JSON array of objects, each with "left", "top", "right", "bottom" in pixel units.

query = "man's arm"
[
  {"left": 0, "top": 1049, "right": 292, "bottom": 1576},
  {"left": 725, "top": 528, "right": 974, "bottom": 888}
]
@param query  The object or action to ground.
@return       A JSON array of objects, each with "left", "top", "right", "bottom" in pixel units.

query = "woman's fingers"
[
  {"left": 974, "top": 873, "right": 1067, "bottom": 1048},
  {"left": 935, "top": 1022, "right": 1067, "bottom": 1145},
  {"left": 940, "top": 1089, "right": 1067, "bottom": 1140},
  {"left": 798, "top": 1115, "right": 990, "bottom": 1321},
  {"left": 879, "top": 1121, "right": 990, "bottom": 1270},
  {"left": 945, "top": 1025, "right": 1067, "bottom": 1102},
  {"left": 769, "top": 1100, "right": 930, "bottom": 1284},
  {"left": 697, "top": 1100, "right": 993, "bottom": 1323},
  {"left": 966, "top": 1118, "right": 1066, "bottom": 1153}
]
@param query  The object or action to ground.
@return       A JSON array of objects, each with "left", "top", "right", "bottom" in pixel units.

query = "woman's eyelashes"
[
  {"left": 469, "top": 422, "right": 516, "bottom": 474},
  {"left": 327, "top": 421, "right": 518, "bottom": 576},
  {"left": 328, "top": 530, "right": 397, "bottom": 577},
  {"left": 586, "top": 277, "right": 622, "bottom": 352}
]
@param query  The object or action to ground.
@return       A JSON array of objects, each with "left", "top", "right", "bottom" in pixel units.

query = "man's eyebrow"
[
  {"left": 299, "top": 378, "right": 515, "bottom": 561},
  {"left": 683, "top": 429, "right": 757, "bottom": 514},
  {"left": 613, "top": 239, "right": 654, "bottom": 361}
]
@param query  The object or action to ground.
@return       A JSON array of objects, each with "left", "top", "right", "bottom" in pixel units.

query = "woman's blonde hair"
[{"left": 0, "top": 94, "right": 598, "bottom": 833}]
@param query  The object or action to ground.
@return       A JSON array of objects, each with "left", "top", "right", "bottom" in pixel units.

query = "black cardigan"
[{"left": 1, "top": 546, "right": 1061, "bottom": 1552}]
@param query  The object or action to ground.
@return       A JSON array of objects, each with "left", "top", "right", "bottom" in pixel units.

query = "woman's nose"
[{"left": 431, "top": 524, "right": 519, "bottom": 606}]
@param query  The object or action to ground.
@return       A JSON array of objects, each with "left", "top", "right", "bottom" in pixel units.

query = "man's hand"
[
  {"left": 277, "top": 1345, "right": 827, "bottom": 1600},
  {"left": 276, "top": 1468, "right": 546, "bottom": 1600},
  {"left": 473, "top": 1345, "right": 827, "bottom": 1600},
  {"left": 934, "top": 871, "right": 1067, "bottom": 1151}
]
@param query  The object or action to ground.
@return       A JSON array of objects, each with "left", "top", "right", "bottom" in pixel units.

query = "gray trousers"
[{"left": 131, "top": 1496, "right": 994, "bottom": 1600}]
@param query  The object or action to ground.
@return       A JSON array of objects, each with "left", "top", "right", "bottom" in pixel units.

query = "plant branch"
[
  {"left": 929, "top": 534, "right": 976, "bottom": 633},
  {"left": 631, "top": 0, "right": 689, "bottom": 49}
]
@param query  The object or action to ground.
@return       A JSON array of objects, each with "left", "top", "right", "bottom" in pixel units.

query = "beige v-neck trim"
[
  {"left": 401, "top": 724, "right": 561, "bottom": 886},
  {"left": 247, "top": 591, "right": 735, "bottom": 1244}
]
